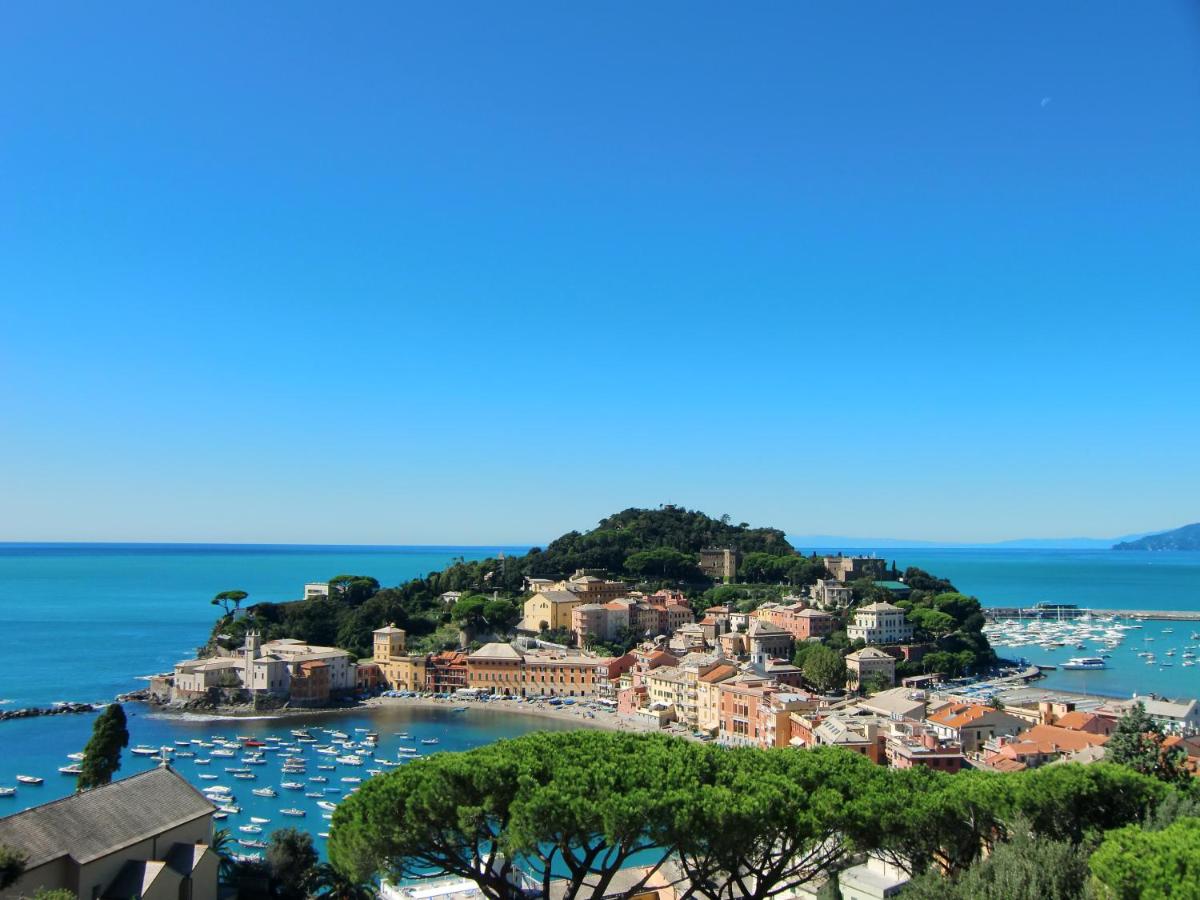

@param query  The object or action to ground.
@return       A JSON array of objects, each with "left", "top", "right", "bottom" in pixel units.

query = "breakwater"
[{"left": 0, "top": 701, "right": 97, "bottom": 722}]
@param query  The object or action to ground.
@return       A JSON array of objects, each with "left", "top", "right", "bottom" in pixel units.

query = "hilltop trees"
[
  {"left": 77, "top": 703, "right": 130, "bottom": 791},
  {"left": 211, "top": 589, "right": 248, "bottom": 617}
]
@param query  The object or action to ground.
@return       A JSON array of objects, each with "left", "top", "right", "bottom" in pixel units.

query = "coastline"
[{"left": 142, "top": 693, "right": 660, "bottom": 734}]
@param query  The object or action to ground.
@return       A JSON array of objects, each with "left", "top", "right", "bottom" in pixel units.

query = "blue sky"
[{"left": 1, "top": 2, "right": 1198, "bottom": 545}]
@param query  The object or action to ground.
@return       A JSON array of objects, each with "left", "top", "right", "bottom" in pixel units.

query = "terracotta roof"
[
  {"left": 1019, "top": 724, "right": 1109, "bottom": 753},
  {"left": 1055, "top": 711, "right": 1106, "bottom": 732},
  {"left": 928, "top": 702, "right": 992, "bottom": 729},
  {"left": 698, "top": 664, "right": 738, "bottom": 684}
]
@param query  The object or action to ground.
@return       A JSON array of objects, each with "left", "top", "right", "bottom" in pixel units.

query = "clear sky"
[{"left": 1, "top": 2, "right": 1198, "bottom": 545}]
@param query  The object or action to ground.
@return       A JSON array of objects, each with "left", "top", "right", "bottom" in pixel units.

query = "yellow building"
[
  {"left": 371, "top": 624, "right": 428, "bottom": 690},
  {"left": 520, "top": 589, "right": 585, "bottom": 633}
]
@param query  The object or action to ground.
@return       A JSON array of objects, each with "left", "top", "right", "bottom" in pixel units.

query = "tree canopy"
[
  {"left": 1104, "top": 702, "right": 1191, "bottom": 786},
  {"left": 78, "top": 703, "right": 130, "bottom": 791},
  {"left": 1089, "top": 817, "right": 1200, "bottom": 899}
]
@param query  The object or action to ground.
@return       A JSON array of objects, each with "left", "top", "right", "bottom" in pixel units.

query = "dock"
[{"left": 986, "top": 606, "right": 1200, "bottom": 622}]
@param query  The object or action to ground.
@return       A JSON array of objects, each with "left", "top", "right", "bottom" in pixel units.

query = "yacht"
[{"left": 1061, "top": 657, "right": 1106, "bottom": 670}]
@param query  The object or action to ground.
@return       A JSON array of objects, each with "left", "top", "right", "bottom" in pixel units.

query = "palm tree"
[
  {"left": 310, "top": 863, "right": 374, "bottom": 900},
  {"left": 210, "top": 828, "right": 237, "bottom": 885}
]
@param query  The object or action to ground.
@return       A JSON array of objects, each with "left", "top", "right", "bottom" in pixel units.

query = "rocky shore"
[{"left": 0, "top": 701, "right": 98, "bottom": 722}]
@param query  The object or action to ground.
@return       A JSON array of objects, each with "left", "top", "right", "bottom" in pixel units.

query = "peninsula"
[{"left": 1114, "top": 522, "right": 1200, "bottom": 552}]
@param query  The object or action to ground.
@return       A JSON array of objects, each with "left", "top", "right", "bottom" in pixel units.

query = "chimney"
[{"left": 923, "top": 732, "right": 939, "bottom": 750}]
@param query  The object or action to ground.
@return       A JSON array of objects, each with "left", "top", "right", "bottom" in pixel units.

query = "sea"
[{"left": 0, "top": 543, "right": 1198, "bottom": 851}]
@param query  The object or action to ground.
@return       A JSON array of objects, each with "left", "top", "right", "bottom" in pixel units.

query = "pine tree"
[{"left": 77, "top": 704, "right": 130, "bottom": 791}]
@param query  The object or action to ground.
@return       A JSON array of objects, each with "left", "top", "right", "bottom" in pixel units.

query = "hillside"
[
  {"left": 1113, "top": 523, "right": 1200, "bottom": 551},
  {"left": 210, "top": 506, "right": 798, "bottom": 656}
]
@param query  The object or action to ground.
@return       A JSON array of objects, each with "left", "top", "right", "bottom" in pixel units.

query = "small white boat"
[
  {"left": 233, "top": 773, "right": 256, "bottom": 780},
  {"left": 16, "top": 775, "right": 43, "bottom": 785},
  {"left": 341, "top": 776, "right": 361, "bottom": 784},
  {"left": 309, "top": 775, "right": 327, "bottom": 783},
  {"left": 281, "top": 781, "right": 305, "bottom": 790},
  {"left": 67, "top": 752, "right": 85, "bottom": 761},
  {"left": 194, "top": 758, "right": 211, "bottom": 766},
  {"left": 250, "top": 816, "right": 271, "bottom": 824},
  {"left": 335, "top": 756, "right": 362, "bottom": 766},
  {"left": 280, "top": 808, "right": 305, "bottom": 817},
  {"left": 317, "top": 800, "right": 337, "bottom": 811},
  {"left": 0, "top": 787, "right": 16, "bottom": 797},
  {"left": 219, "top": 805, "right": 240, "bottom": 814},
  {"left": 420, "top": 739, "right": 439, "bottom": 745},
  {"left": 130, "top": 746, "right": 160, "bottom": 756},
  {"left": 252, "top": 787, "right": 277, "bottom": 798},
  {"left": 59, "top": 764, "right": 83, "bottom": 775},
  {"left": 318, "top": 832, "right": 330, "bottom": 838},
  {"left": 239, "top": 825, "right": 263, "bottom": 834}
]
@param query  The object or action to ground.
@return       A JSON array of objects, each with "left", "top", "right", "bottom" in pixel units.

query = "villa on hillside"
[{"left": 847, "top": 602, "right": 913, "bottom": 645}]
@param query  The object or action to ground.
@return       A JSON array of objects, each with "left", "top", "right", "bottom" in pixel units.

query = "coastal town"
[{"left": 158, "top": 556, "right": 1200, "bottom": 780}]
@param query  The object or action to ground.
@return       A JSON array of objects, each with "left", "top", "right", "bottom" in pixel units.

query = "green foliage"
[
  {"left": 903, "top": 822, "right": 1096, "bottom": 900},
  {"left": 624, "top": 548, "right": 700, "bottom": 581},
  {"left": 902, "top": 567, "right": 958, "bottom": 593},
  {"left": 211, "top": 506, "right": 797, "bottom": 658},
  {"left": 210, "top": 828, "right": 238, "bottom": 885},
  {"left": 1104, "top": 702, "right": 1192, "bottom": 785},
  {"left": 802, "top": 644, "right": 847, "bottom": 693},
  {"left": 266, "top": 827, "right": 319, "bottom": 900},
  {"left": 449, "top": 594, "right": 519, "bottom": 633},
  {"left": 0, "top": 845, "right": 26, "bottom": 890},
  {"left": 860, "top": 673, "right": 892, "bottom": 696},
  {"left": 671, "top": 747, "right": 883, "bottom": 899},
  {"left": 212, "top": 589, "right": 248, "bottom": 616},
  {"left": 328, "top": 575, "right": 381, "bottom": 606},
  {"left": 310, "top": 862, "right": 374, "bottom": 900},
  {"left": 29, "top": 890, "right": 76, "bottom": 900},
  {"left": 78, "top": 703, "right": 130, "bottom": 791},
  {"left": 1089, "top": 817, "right": 1200, "bottom": 899},
  {"left": 737, "top": 553, "right": 828, "bottom": 586},
  {"left": 907, "top": 607, "right": 957, "bottom": 638}
]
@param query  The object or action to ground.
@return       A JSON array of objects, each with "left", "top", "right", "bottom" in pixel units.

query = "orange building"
[{"left": 289, "top": 659, "right": 330, "bottom": 706}]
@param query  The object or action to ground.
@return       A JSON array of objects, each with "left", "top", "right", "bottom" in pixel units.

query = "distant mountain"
[
  {"left": 1113, "top": 523, "right": 1200, "bottom": 551},
  {"left": 789, "top": 532, "right": 1154, "bottom": 551}
]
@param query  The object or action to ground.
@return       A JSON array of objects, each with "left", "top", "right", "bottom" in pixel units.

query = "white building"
[
  {"left": 846, "top": 602, "right": 913, "bottom": 645},
  {"left": 303, "top": 582, "right": 330, "bottom": 599},
  {"left": 172, "top": 631, "right": 357, "bottom": 701}
]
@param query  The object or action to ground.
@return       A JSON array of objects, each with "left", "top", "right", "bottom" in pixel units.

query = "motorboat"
[
  {"left": 239, "top": 839, "right": 267, "bottom": 849},
  {"left": 130, "top": 746, "right": 160, "bottom": 756},
  {"left": 252, "top": 787, "right": 277, "bottom": 798},
  {"left": 335, "top": 756, "right": 362, "bottom": 766},
  {"left": 0, "top": 787, "right": 15, "bottom": 797},
  {"left": 317, "top": 800, "right": 337, "bottom": 811},
  {"left": 281, "top": 782, "right": 305, "bottom": 790},
  {"left": 67, "top": 752, "right": 85, "bottom": 761},
  {"left": 1061, "top": 657, "right": 1106, "bottom": 670},
  {"left": 233, "top": 773, "right": 256, "bottom": 781},
  {"left": 420, "top": 739, "right": 439, "bottom": 745},
  {"left": 309, "top": 775, "right": 327, "bottom": 783},
  {"left": 250, "top": 816, "right": 271, "bottom": 824},
  {"left": 305, "top": 791, "right": 323, "bottom": 799},
  {"left": 341, "top": 776, "right": 361, "bottom": 784},
  {"left": 239, "top": 825, "right": 263, "bottom": 834},
  {"left": 199, "top": 774, "right": 219, "bottom": 780},
  {"left": 280, "top": 808, "right": 305, "bottom": 817},
  {"left": 16, "top": 775, "right": 43, "bottom": 785}
]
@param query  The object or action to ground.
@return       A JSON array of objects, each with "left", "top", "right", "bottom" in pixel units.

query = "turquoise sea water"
[{"left": 0, "top": 543, "right": 518, "bottom": 708}]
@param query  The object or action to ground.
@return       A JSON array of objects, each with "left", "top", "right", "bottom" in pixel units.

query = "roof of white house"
[{"left": 856, "top": 602, "right": 905, "bottom": 613}]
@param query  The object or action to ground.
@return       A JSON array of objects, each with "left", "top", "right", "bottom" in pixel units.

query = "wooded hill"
[{"left": 210, "top": 507, "right": 802, "bottom": 656}]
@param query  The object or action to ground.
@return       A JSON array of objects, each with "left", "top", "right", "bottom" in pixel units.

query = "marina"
[{"left": 0, "top": 702, "right": 579, "bottom": 857}]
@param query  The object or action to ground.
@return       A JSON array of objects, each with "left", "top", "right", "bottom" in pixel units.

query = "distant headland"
[{"left": 1113, "top": 523, "right": 1200, "bottom": 552}]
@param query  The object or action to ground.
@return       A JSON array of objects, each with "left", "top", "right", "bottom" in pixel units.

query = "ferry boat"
[{"left": 1061, "top": 657, "right": 1106, "bottom": 670}]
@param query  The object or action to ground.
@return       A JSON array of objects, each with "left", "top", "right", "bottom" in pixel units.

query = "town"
[{"left": 163, "top": 556, "right": 1200, "bottom": 782}]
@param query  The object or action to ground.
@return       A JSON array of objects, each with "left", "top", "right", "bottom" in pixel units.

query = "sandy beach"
[{"left": 362, "top": 693, "right": 662, "bottom": 733}]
